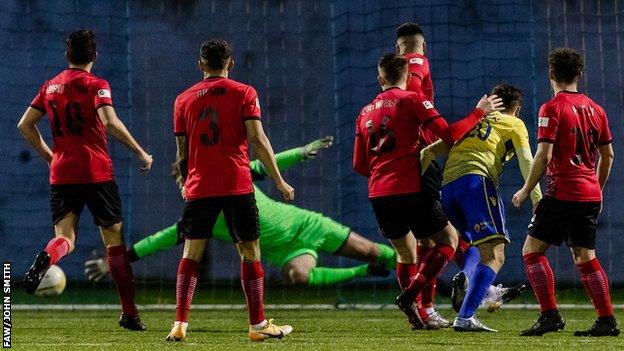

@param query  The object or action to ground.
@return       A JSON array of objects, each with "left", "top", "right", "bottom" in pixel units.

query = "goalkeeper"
[{"left": 85, "top": 136, "right": 396, "bottom": 286}]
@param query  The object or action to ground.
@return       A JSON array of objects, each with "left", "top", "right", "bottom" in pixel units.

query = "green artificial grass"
[{"left": 10, "top": 309, "right": 623, "bottom": 350}]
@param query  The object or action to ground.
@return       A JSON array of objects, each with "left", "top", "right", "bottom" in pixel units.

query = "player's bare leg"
[
  {"left": 282, "top": 254, "right": 316, "bottom": 286},
  {"left": 395, "top": 225, "right": 458, "bottom": 330},
  {"left": 167, "top": 238, "right": 207, "bottom": 341},
  {"left": 24, "top": 213, "right": 77, "bottom": 294},
  {"left": 238, "top": 239, "right": 292, "bottom": 341},
  {"left": 569, "top": 246, "right": 619, "bottom": 336},
  {"left": 333, "top": 231, "right": 393, "bottom": 275},
  {"left": 100, "top": 222, "right": 145, "bottom": 331},
  {"left": 454, "top": 240, "right": 505, "bottom": 332},
  {"left": 520, "top": 235, "right": 564, "bottom": 336},
  {"left": 335, "top": 231, "right": 379, "bottom": 262}
]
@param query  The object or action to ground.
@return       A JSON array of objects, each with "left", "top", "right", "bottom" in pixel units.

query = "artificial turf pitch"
[{"left": 10, "top": 308, "right": 623, "bottom": 350}]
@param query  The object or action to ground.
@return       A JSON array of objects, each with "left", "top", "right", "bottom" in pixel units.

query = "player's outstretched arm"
[
  {"left": 516, "top": 146, "right": 542, "bottom": 207},
  {"left": 597, "top": 143, "right": 614, "bottom": 189},
  {"left": 245, "top": 119, "right": 294, "bottom": 200},
  {"left": 97, "top": 105, "right": 153, "bottom": 172},
  {"left": 17, "top": 107, "right": 53, "bottom": 164},
  {"left": 512, "top": 122, "right": 542, "bottom": 207},
  {"left": 426, "top": 95, "right": 503, "bottom": 145},
  {"left": 249, "top": 136, "right": 334, "bottom": 179},
  {"left": 84, "top": 223, "right": 182, "bottom": 281},
  {"left": 512, "top": 142, "right": 552, "bottom": 208}
]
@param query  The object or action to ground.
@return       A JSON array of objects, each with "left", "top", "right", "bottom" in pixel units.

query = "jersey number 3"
[{"left": 199, "top": 107, "right": 219, "bottom": 146}]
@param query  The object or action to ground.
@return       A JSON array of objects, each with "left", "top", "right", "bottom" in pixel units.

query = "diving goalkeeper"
[{"left": 85, "top": 137, "right": 396, "bottom": 286}]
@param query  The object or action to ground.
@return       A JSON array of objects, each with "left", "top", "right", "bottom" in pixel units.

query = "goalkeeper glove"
[
  {"left": 301, "top": 136, "right": 334, "bottom": 159},
  {"left": 84, "top": 251, "right": 110, "bottom": 282}
]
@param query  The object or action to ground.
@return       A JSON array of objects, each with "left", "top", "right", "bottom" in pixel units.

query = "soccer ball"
[{"left": 35, "top": 265, "right": 66, "bottom": 297}]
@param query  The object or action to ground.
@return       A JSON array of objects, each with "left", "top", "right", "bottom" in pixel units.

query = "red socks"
[
  {"left": 45, "top": 237, "right": 70, "bottom": 265},
  {"left": 175, "top": 258, "right": 199, "bottom": 323},
  {"left": 454, "top": 240, "right": 470, "bottom": 267},
  {"left": 241, "top": 261, "right": 266, "bottom": 326},
  {"left": 578, "top": 258, "right": 614, "bottom": 317},
  {"left": 406, "top": 244, "right": 454, "bottom": 295},
  {"left": 416, "top": 245, "right": 436, "bottom": 308},
  {"left": 523, "top": 253, "right": 557, "bottom": 312},
  {"left": 396, "top": 262, "right": 428, "bottom": 320},
  {"left": 107, "top": 245, "right": 138, "bottom": 318},
  {"left": 396, "top": 263, "right": 417, "bottom": 291}
]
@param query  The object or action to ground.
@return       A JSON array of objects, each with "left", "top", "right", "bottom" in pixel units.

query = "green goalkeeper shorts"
[{"left": 265, "top": 211, "right": 351, "bottom": 268}]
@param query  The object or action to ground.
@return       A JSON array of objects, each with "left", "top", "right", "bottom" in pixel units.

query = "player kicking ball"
[
  {"left": 18, "top": 30, "right": 153, "bottom": 331},
  {"left": 512, "top": 48, "right": 619, "bottom": 337},
  {"left": 84, "top": 139, "right": 396, "bottom": 286},
  {"left": 422, "top": 84, "right": 541, "bottom": 332},
  {"left": 166, "top": 39, "right": 294, "bottom": 342},
  {"left": 353, "top": 53, "right": 503, "bottom": 330}
]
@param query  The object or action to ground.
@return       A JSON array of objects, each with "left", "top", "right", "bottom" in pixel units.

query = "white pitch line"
[{"left": 12, "top": 303, "right": 624, "bottom": 311}]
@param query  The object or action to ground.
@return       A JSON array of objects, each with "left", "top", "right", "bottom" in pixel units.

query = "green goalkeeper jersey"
[{"left": 211, "top": 150, "right": 350, "bottom": 266}]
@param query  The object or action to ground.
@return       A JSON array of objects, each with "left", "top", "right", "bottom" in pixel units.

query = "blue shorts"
[{"left": 442, "top": 174, "right": 509, "bottom": 245}]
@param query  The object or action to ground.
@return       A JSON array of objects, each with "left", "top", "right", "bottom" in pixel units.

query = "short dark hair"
[
  {"left": 66, "top": 30, "right": 96, "bottom": 64},
  {"left": 396, "top": 22, "right": 424, "bottom": 39},
  {"left": 200, "top": 39, "right": 231, "bottom": 71},
  {"left": 378, "top": 54, "right": 408, "bottom": 84},
  {"left": 548, "top": 48, "right": 584, "bottom": 84},
  {"left": 490, "top": 84, "right": 523, "bottom": 112}
]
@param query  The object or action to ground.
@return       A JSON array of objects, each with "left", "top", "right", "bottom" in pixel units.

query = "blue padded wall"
[{"left": 1, "top": 0, "right": 623, "bottom": 284}]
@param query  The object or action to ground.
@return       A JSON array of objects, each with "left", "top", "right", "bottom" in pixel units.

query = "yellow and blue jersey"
[
  {"left": 443, "top": 111, "right": 530, "bottom": 186},
  {"left": 441, "top": 111, "right": 541, "bottom": 244}
]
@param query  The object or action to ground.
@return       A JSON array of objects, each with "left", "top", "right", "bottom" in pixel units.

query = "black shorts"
[
  {"left": 370, "top": 192, "right": 448, "bottom": 240},
  {"left": 179, "top": 193, "right": 259, "bottom": 242},
  {"left": 527, "top": 196, "right": 601, "bottom": 249},
  {"left": 421, "top": 160, "right": 443, "bottom": 201},
  {"left": 50, "top": 181, "right": 122, "bottom": 227}
]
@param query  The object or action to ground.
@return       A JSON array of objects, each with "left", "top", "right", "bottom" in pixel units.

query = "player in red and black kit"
[
  {"left": 18, "top": 30, "right": 153, "bottom": 330},
  {"left": 512, "top": 48, "right": 618, "bottom": 337},
  {"left": 396, "top": 22, "right": 481, "bottom": 328},
  {"left": 353, "top": 54, "right": 502, "bottom": 329},
  {"left": 166, "top": 39, "right": 295, "bottom": 342}
]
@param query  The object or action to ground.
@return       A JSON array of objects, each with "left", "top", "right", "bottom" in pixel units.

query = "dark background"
[{"left": 1, "top": 0, "right": 622, "bottom": 287}]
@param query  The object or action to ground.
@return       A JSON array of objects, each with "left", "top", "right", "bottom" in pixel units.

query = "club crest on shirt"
[
  {"left": 97, "top": 89, "right": 111, "bottom": 99},
  {"left": 409, "top": 57, "right": 424, "bottom": 65},
  {"left": 538, "top": 116, "right": 549, "bottom": 127},
  {"left": 423, "top": 100, "right": 434, "bottom": 109}
]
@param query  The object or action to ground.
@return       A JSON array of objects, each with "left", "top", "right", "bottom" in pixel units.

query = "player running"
[
  {"left": 421, "top": 84, "right": 541, "bottom": 332},
  {"left": 512, "top": 48, "right": 619, "bottom": 337},
  {"left": 84, "top": 138, "right": 396, "bottom": 285},
  {"left": 166, "top": 39, "right": 295, "bottom": 342},
  {"left": 353, "top": 53, "right": 503, "bottom": 330},
  {"left": 18, "top": 30, "right": 153, "bottom": 330}
]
